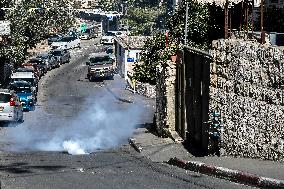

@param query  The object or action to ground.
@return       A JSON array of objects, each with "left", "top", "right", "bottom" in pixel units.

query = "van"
[{"left": 0, "top": 89, "right": 23, "bottom": 122}]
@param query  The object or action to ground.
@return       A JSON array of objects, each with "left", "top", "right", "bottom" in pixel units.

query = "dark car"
[
  {"left": 48, "top": 34, "right": 64, "bottom": 45},
  {"left": 28, "top": 58, "right": 48, "bottom": 76},
  {"left": 49, "top": 49, "right": 71, "bottom": 65},
  {"left": 36, "top": 53, "right": 58, "bottom": 70}
]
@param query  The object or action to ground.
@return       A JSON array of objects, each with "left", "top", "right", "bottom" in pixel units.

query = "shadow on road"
[
  {"left": 0, "top": 122, "right": 23, "bottom": 128},
  {"left": 0, "top": 162, "right": 67, "bottom": 174}
]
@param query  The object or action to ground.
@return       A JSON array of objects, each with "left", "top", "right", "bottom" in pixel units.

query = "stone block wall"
[
  {"left": 135, "top": 82, "right": 156, "bottom": 99},
  {"left": 210, "top": 39, "right": 284, "bottom": 161},
  {"left": 155, "top": 61, "right": 176, "bottom": 137}
]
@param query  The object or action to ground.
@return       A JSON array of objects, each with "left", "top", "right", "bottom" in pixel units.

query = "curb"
[{"left": 168, "top": 157, "right": 284, "bottom": 189}]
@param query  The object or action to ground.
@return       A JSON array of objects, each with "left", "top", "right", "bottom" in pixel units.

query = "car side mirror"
[{"left": 86, "top": 62, "right": 90, "bottom": 66}]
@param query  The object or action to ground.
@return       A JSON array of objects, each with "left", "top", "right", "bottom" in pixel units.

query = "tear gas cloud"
[{"left": 3, "top": 92, "right": 143, "bottom": 155}]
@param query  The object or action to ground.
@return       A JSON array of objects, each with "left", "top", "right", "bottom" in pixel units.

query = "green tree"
[
  {"left": 132, "top": 0, "right": 209, "bottom": 84},
  {"left": 0, "top": 0, "right": 75, "bottom": 67}
]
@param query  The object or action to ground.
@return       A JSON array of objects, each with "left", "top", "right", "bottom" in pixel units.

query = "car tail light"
[{"left": 10, "top": 98, "right": 16, "bottom": 106}]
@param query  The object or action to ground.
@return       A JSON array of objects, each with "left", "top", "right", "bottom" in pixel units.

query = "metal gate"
[{"left": 175, "top": 47, "right": 212, "bottom": 155}]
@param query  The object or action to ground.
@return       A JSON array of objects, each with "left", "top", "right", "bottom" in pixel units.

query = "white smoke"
[
  {"left": 2, "top": 91, "right": 143, "bottom": 154},
  {"left": 62, "top": 140, "right": 87, "bottom": 155}
]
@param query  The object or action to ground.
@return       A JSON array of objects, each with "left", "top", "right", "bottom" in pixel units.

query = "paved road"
[{"left": 0, "top": 39, "right": 255, "bottom": 189}]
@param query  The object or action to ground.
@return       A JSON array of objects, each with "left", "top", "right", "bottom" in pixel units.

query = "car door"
[
  {"left": 50, "top": 56, "right": 57, "bottom": 67},
  {"left": 0, "top": 93, "right": 12, "bottom": 118},
  {"left": 65, "top": 50, "right": 71, "bottom": 62},
  {"left": 14, "top": 95, "right": 22, "bottom": 119},
  {"left": 63, "top": 50, "right": 68, "bottom": 62}
]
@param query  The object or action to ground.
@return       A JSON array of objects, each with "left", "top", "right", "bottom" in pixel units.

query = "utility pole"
[
  {"left": 224, "top": 0, "right": 229, "bottom": 39},
  {"left": 260, "top": 0, "right": 265, "bottom": 44},
  {"left": 251, "top": 0, "right": 254, "bottom": 35},
  {"left": 184, "top": 1, "right": 188, "bottom": 45}
]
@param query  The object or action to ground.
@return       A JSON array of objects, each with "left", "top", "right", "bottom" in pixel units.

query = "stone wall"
[
  {"left": 210, "top": 39, "right": 284, "bottom": 161},
  {"left": 155, "top": 61, "right": 176, "bottom": 137},
  {"left": 125, "top": 71, "right": 156, "bottom": 98},
  {"left": 135, "top": 82, "right": 156, "bottom": 99}
]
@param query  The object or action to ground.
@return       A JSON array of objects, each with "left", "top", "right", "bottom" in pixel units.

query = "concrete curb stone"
[{"left": 168, "top": 157, "right": 284, "bottom": 189}]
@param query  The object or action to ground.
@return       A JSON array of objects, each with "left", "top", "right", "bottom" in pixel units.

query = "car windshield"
[
  {"left": 51, "top": 51, "right": 62, "bottom": 56},
  {"left": 16, "top": 68, "right": 33, "bottom": 72},
  {"left": 37, "top": 55, "right": 48, "bottom": 59},
  {"left": 106, "top": 49, "right": 113, "bottom": 54},
  {"left": 13, "top": 86, "right": 32, "bottom": 93},
  {"left": 85, "top": 29, "right": 91, "bottom": 33},
  {"left": 89, "top": 56, "right": 111, "bottom": 65},
  {"left": 0, "top": 93, "right": 11, "bottom": 103},
  {"left": 49, "top": 34, "right": 61, "bottom": 38},
  {"left": 12, "top": 79, "right": 34, "bottom": 86},
  {"left": 29, "top": 59, "right": 43, "bottom": 64},
  {"left": 61, "top": 37, "right": 70, "bottom": 42},
  {"left": 105, "top": 32, "right": 114, "bottom": 36}
]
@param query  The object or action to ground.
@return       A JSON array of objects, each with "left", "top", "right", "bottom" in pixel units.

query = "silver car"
[
  {"left": 36, "top": 53, "right": 58, "bottom": 70},
  {"left": 0, "top": 89, "right": 23, "bottom": 122}
]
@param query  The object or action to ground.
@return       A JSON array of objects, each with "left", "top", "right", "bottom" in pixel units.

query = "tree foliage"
[
  {"left": 0, "top": 0, "right": 74, "bottom": 66},
  {"left": 132, "top": 0, "right": 210, "bottom": 84}
]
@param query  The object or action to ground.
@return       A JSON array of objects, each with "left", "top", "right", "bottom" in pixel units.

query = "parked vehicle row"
[
  {"left": 0, "top": 89, "right": 24, "bottom": 123},
  {"left": 0, "top": 46, "right": 72, "bottom": 124},
  {"left": 51, "top": 36, "right": 81, "bottom": 50}
]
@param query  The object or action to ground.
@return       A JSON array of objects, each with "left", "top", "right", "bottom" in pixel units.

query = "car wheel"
[
  {"left": 89, "top": 76, "right": 93, "bottom": 82},
  {"left": 18, "top": 113, "right": 24, "bottom": 123}
]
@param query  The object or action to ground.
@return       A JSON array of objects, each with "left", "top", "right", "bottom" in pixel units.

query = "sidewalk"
[
  {"left": 131, "top": 127, "right": 284, "bottom": 188},
  {"left": 113, "top": 79, "right": 284, "bottom": 188}
]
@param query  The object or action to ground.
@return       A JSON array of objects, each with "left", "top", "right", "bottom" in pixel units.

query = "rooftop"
[{"left": 115, "top": 36, "right": 150, "bottom": 49}]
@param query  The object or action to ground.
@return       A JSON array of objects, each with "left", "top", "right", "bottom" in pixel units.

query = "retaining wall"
[{"left": 210, "top": 39, "right": 284, "bottom": 160}]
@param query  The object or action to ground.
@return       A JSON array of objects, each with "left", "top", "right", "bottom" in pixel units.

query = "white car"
[
  {"left": 100, "top": 32, "right": 115, "bottom": 45},
  {"left": 0, "top": 89, "right": 23, "bottom": 122},
  {"left": 51, "top": 36, "right": 81, "bottom": 50}
]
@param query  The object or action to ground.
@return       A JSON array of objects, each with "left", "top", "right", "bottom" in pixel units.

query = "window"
[
  {"left": 136, "top": 52, "right": 140, "bottom": 61},
  {"left": 0, "top": 94, "right": 11, "bottom": 103}
]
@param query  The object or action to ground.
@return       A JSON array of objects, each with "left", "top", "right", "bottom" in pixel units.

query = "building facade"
[{"left": 114, "top": 36, "right": 149, "bottom": 80}]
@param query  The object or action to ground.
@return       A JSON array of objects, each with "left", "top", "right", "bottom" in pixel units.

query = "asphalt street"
[{"left": 0, "top": 39, "right": 255, "bottom": 189}]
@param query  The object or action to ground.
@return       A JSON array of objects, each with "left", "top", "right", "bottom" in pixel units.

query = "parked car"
[
  {"left": 106, "top": 46, "right": 115, "bottom": 61},
  {"left": 10, "top": 71, "right": 38, "bottom": 96},
  {"left": 36, "top": 53, "right": 58, "bottom": 69},
  {"left": 48, "top": 34, "right": 64, "bottom": 45},
  {"left": 86, "top": 52, "right": 114, "bottom": 81},
  {"left": 100, "top": 32, "right": 115, "bottom": 45},
  {"left": 28, "top": 58, "right": 48, "bottom": 76},
  {"left": 0, "top": 89, "right": 23, "bottom": 122},
  {"left": 49, "top": 49, "right": 71, "bottom": 65},
  {"left": 79, "top": 27, "right": 97, "bottom": 40},
  {"left": 9, "top": 81, "right": 35, "bottom": 111},
  {"left": 51, "top": 36, "right": 81, "bottom": 50},
  {"left": 21, "top": 63, "right": 41, "bottom": 80},
  {"left": 110, "top": 30, "right": 127, "bottom": 37}
]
